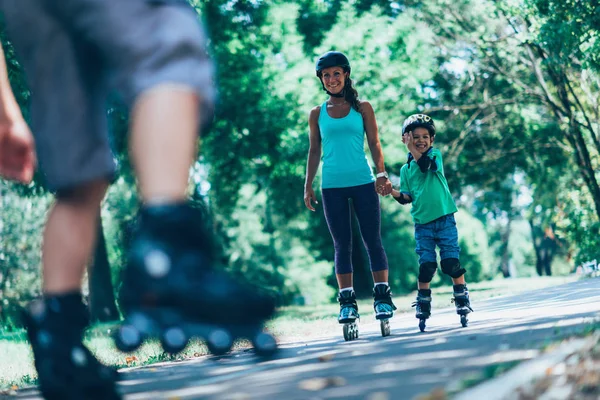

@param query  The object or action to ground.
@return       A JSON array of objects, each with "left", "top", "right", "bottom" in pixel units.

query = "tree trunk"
[
  {"left": 500, "top": 217, "right": 512, "bottom": 278},
  {"left": 88, "top": 213, "right": 119, "bottom": 322},
  {"left": 529, "top": 219, "right": 544, "bottom": 276}
]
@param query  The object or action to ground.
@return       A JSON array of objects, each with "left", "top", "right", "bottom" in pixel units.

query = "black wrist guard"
[{"left": 394, "top": 194, "right": 412, "bottom": 205}]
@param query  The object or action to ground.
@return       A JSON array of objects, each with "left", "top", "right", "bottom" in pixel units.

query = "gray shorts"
[{"left": 1, "top": 0, "right": 215, "bottom": 191}]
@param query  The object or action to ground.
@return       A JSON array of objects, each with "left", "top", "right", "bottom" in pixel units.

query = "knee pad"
[
  {"left": 418, "top": 262, "right": 438, "bottom": 283},
  {"left": 440, "top": 258, "right": 466, "bottom": 279}
]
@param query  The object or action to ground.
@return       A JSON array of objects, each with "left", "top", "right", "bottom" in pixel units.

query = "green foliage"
[
  {"left": 2, "top": 0, "right": 600, "bottom": 324},
  {"left": 508, "top": 219, "right": 537, "bottom": 277},
  {"left": 456, "top": 209, "right": 492, "bottom": 282},
  {"left": 0, "top": 182, "right": 51, "bottom": 328}
]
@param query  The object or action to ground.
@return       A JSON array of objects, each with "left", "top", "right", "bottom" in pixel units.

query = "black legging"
[{"left": 321, "top": 182, "right": 389, "bottom": 274}]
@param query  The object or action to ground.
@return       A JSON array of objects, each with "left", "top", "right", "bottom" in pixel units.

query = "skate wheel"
[
  {"left": 343, "top": 323, "right": 358, "bottom": 341},
  {"left": 252, "top": 332, "right": 278, "bottom": 357},
  {"left": 380, "top": 319, "right": 391, "bottom": 337},
  {"left": 418, "top": 319, "right": 426, "bottom": 333},
  {"left": 114, "top": 324, "right": 143, "bottom": 353},
  {"left": 161, "top": 327, "right": 188, "bottom": 354},
  {"left": 460, "top": 314, "right": 468, "bottom": 327},
  {"left": 343, "top": 324, "right": 351, "bottom": 341},
  {"left": 206, "top": 329, "right": 233, "bottom": 356}
]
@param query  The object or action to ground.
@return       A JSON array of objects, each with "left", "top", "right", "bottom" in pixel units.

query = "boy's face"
[{"left": 408, "top": 127, "right": 434, "bottom": 154}]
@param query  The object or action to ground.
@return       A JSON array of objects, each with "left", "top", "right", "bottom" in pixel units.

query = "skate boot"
[
  {"left": 373, "top": 284, "right": 397, "bottom": 337},
  {"left": 452, "top": 284, "right": 473, "bottom": 327},
  {"left": 338, "top": 290, "right": 359, "bottom": 341},
  {"left": 23, "top": 293, "right": 120, "bottom": 400},
  {"left": 114, "top": 203, "right": 277, "bottom": 357},
  {"left": 412, "top": 289, "right": 432, "bottom": 332}
]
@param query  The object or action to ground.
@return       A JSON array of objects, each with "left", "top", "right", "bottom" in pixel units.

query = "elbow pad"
[{"left": 417, "top": 156, "right": 438, "bottom": 173}]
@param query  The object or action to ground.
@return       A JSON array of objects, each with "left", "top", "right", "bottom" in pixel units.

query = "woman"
[{"left": 303, "top": 51, "right": 396, "bottom": 330}]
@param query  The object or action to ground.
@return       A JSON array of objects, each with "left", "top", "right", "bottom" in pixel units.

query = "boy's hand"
[
  {"left": 403, "top": 131, "right": 418, "bottom": 155},
  {"left": 0, "top": 119, "right": 36, "bottom": 184},
  {"left": 391, "top": 188, "right": 401, "bottom": 198}
]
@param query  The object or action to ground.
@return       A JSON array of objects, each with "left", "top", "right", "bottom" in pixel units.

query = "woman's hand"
[
  {"left": 376, "top": 177, "right": 392, "bottom": 196},
  {"left": 304, "top": 186, "right": 318, "bottom": 211}
]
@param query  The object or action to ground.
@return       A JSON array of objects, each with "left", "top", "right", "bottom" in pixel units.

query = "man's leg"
[
  {"left": 42, "top": 180, "right": 108, "bottom": 293},
  {"left": 1, "top": 0, "right": 120, "bottom": 397},
  {"left": 130, "top": 87, "right": 198, "bottom": 203}
]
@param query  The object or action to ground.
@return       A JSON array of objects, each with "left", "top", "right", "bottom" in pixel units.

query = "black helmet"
[
  {"left": 315, "top": 51, "right": 351, "bottom": 76},
  {"left": 402, "top": 114, "right": 436, "bottom": 136}
]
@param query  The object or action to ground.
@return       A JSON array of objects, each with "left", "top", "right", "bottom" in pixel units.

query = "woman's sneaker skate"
[
  {"left": 373, "top": 284, "right": 396, "bottom": 337},
  {"left": 24, "top": 294, "right": 120, "bottom": 400},
  {"left": 338, "top": 290, "right": 359, "bottom": 341},
  {"left": 452, "top": 284, "right": 473, "bottom": 327},
  {"left": 114, "top": 203, "right": 278, "bottom": 357}
]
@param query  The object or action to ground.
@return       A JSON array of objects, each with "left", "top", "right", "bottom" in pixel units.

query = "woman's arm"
[
  {"left": 304, "top": 106, "right": 322, "bottom": 211},
  {"left": 362, "top": 101, "right": 391, "bottom": 195}
]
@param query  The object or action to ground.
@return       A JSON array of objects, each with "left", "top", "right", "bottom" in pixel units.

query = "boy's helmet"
[
  {"left": 402, "top": 114, "right": 436, "bottom": 136},
  {"left": 315, "top": 51, "right": 351, "bottom": 76}
]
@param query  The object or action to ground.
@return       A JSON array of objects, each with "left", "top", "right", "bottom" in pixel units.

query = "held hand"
[
  {"left": 376, "top": 177, "right": 392, "bottom": 196},
  {"left": 0, "top": 119, "right": 36, "bottom": 184},
  {"left": 304, "top": 186, "right": 318, "bottom": 211}
]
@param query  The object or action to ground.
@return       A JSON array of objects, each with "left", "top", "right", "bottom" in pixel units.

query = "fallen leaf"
[
  {"left": 367, "top": 392, "right": 390, "bottom": 400},
  {"left": 318, "top": 353, "right": 335, "bottom": 362},
  {"left": 298, "top": 377, "right": 346, "bottom": 391}
]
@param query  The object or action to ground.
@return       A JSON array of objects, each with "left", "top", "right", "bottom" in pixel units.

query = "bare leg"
[
  {"left": 42, "top": 179, "right": 108, "bottom": 294},
  {"left": 372, "top": 269, "right": 388, "bottom": 284},
  {"left": 130, "top": 86, "right": 200, "bottom": 203},
  {"left": 336, "top": 272, "right": 353, "bottom": 289}
]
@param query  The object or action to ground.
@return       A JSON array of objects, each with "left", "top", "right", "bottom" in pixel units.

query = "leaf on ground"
[
  {"left": 298, "top": 377, "right": 346, "bottom": 391},
  {"left": 415, "top": 387, "right": 447, "bottom": 400},
  {"left": 367, "top": 392, "right": 390, "bottom": 400},
  {"left": 318, "top": 353, "right": 335, "bottom": 362}
]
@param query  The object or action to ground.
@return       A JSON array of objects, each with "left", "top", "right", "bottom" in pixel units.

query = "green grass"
[
  {"left": 458, "top": 360, "right": 521, "bottom": 391},
  {"left": 0, "top": 275, "right": 578, "bottom": 391}
]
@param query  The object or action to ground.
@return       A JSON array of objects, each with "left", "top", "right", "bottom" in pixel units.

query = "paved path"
[{"left": 10, "top": 277, "right": 600, "bottom": 400}]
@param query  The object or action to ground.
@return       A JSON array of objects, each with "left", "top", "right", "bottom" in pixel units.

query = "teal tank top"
[{"left": 319, "top": 102, "right": 375, "bottom": 188}]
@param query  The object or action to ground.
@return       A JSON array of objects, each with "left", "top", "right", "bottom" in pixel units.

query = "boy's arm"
[
  {"left": 0, "top": 42, "right": 36, "bottom": 184},
  {"left": 394, "top": 167, "right": 413, "bottom": 205},
  {"left": 391, "top": 188, "right": 412, "bottom": 205}
]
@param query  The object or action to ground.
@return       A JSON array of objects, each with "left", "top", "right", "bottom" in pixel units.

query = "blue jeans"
[{"left": 414, "top": 214, "right": 460, "bottom": 264}]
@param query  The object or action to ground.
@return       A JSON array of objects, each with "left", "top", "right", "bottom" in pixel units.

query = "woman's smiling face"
[{"left": 320, "top": 66, "right": 346, "bottom": 95}]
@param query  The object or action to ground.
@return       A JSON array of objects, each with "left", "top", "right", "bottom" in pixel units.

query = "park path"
[{"left": 9, "top": 277, "right": 600, "bottom": 400}]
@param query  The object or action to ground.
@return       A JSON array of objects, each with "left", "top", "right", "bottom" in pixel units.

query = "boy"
[
  {"left": 0, "top": 1, "right": 275, "bottom": 398},
  {"left": 391, "top": 114, "right": 472, "bottom": 331}
]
